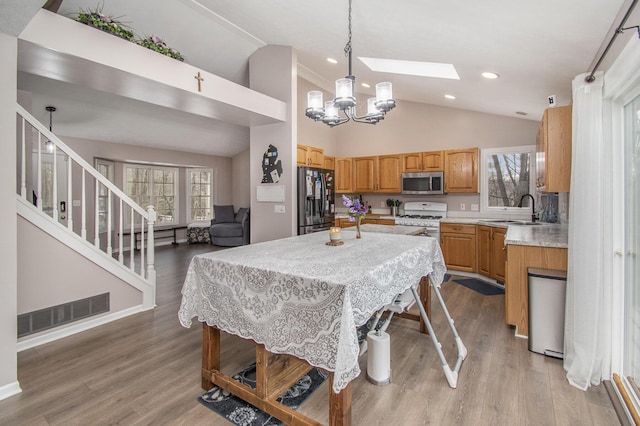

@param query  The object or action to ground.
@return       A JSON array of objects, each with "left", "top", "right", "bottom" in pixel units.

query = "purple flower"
[{"left": 342, "top": 195, "right": 368, "bottom": 220}]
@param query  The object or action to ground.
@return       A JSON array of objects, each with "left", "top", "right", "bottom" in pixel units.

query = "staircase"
[{"left": 15, "top": 104, "right": 156, "bottom": 347}]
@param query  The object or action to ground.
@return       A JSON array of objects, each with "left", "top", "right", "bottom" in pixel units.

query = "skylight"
[{"left": 359, "top": 57, "right": 460, "bottom": 80}]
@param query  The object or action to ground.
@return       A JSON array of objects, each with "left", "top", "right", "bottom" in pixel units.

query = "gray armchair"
[{"left": 209, "top": 205, "right": 250, "bottom": 247}]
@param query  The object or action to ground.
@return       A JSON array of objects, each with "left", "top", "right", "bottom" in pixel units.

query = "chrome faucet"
[{"left": 518, "top": 194, "right": 536, "bottom": 222}]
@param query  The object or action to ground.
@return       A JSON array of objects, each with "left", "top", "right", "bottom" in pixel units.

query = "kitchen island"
[{"left": 179, "top": 231, "right": 446, "bottom": 425}]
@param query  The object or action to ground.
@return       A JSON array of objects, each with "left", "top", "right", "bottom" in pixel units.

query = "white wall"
[
  {"left": 249, "top": 46, "right": 298, "bottom": 242},
  {"left": 17, "top": 217, "right": 142, "bottom": 315},
  {"left": 0, "top": 32, "right": 20, "bottom": 399},
  {"left": 232, "top": 148, "right": 251, "bottom": 209}
]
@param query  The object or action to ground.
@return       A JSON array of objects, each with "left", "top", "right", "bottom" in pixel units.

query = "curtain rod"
[{"left": 586, "top": 0, "right": 639, "bottom": 83}]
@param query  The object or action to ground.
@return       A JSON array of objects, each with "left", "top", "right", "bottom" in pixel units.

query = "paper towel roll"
[{"left": 366, "top": 330, "right": 391, "bottom": 386}]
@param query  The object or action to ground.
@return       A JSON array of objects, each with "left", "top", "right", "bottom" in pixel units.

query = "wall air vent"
[{"left": 17, "top": 293, "right": 110, "bottom": 338}]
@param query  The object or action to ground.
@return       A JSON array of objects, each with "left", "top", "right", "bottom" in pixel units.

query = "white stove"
[{"left": 395, "top": 202, "right": 447, "bottom": 240}]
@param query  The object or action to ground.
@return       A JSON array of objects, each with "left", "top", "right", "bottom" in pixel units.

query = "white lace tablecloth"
[{"left": 178, "top": 231, "right": 446, "bottom": 393}]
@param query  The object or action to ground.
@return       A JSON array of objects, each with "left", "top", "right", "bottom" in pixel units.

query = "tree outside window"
[
  {"left": 124, "top": 165, "right": 178, "bottom": 225},
  {"left": 481, "top": 146, "right": 536, "bottom": 213},
  {"left": 187, "top": 169, "right": 213, "bottom": 222}
]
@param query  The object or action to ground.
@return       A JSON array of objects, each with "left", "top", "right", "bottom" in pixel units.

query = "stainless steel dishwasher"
[{"left": 528, "top": 268, "right": 567, "bottom": 358}]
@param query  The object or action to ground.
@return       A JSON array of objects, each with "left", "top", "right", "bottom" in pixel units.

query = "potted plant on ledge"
[
  {"left": 75, "top": 5, "right": 134, "bottom": 41},
  {"left": 136, "top": 36, "right": 185, "bottom": 62}
]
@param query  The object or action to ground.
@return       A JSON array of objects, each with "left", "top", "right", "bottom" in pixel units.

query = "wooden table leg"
[
  {"left": 201, "top": 323, "right": 220, "bottom": 390},
  {"left": 418, "top": 276, "right": 431, "bottom": 334},
  {"left": 329, "top": 374, "right": 352, "bottom": 426},
  {"left": 398, "top": 276, "right": 432, "bottom": 334}
]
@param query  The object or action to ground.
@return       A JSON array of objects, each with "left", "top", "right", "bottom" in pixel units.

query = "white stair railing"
[{"left": 15, "top": 104, "right": 156, "bottom": 289}]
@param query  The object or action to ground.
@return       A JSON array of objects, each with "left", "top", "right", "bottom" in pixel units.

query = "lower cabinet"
[
  {"left": 505, "top": 244, "right": 568, "bottom": 336},
  {"left": 440, "top": 223, "right": 477, "bottom": 272},
  {"left": 477, "top": 225, "right": 506, "bottom": 282}
]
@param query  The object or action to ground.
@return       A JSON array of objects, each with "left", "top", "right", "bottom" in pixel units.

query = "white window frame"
[
  {"left": 480, "top": 145, "right": 537, "bottom": 216},
  {"left": 186, "top": 168, "right": 215, "bottom": 223},
  {"left": 123, "top": 164, "right": 179, "bottom": 226}
]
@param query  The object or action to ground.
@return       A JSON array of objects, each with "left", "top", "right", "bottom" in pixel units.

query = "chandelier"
[{"left": 305, "top": 0, "right": 396, "bottom": 127}]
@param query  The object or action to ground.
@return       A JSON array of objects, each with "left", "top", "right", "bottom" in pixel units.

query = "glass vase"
[{"left": 355, "top": 216, "right": 361, "bottom": 239}]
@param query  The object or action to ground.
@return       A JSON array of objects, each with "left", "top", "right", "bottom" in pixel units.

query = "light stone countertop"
[
  {"left": 441, "top": 218, "right": 568, "bottom": 248},
  {"left": 342, "top": 223, "right": 426, "bottom": 236},
  {"left": 503, "top": 224, "right": 568, "bottom": 248}
]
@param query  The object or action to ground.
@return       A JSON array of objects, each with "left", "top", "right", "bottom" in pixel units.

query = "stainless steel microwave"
[{"left": 401, "top": 171, "right": 444, "bottom": 195}]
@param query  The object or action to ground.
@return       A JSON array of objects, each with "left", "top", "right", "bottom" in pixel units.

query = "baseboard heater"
[{"left": 17, "top": 293, "right": 110, "bottom": 338}]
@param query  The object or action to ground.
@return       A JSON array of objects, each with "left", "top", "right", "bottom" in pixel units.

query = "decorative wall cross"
[{"left": 194, "top": 72, "right": 204, "bottom": 92}]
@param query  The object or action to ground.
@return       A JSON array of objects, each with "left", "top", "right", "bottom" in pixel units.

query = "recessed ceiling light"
[
  {"left": 327, "top": 58, "right": 338, "bottom": 64},
  {"left": 361, "top": 83, "right": 371, "bottom": 88},
  {"left": 481, "top": 72, "right": 500, "bottom": 79},
  {"left": 359, "top": 57, "right": 460, "bottom": 80},
  {"left": 444, "top": 94, "right": 456, "bottom": 100},
  {"left": 516, "top": 111, "right": 528, "bottom": 116}
]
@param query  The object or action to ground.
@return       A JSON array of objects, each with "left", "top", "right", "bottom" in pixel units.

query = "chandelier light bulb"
[
  {"left": 307, "top": 91, "right": 323, "bottom": 109},
  {"left": 324, "top": 101, "right": 339, "bottom": 120},
  {"left": 375, "top": 82, "right": 392, "bottom": 102},
  {"left": 367, "top": 98, "right": 380, "bottom": 116},
  {"left": 335, "top": 78, "right": 354, "bottom": 100}
]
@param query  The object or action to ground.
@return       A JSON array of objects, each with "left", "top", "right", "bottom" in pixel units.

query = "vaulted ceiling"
[{"left": 4, "top": 0, "right": 634, "bottom": 156}]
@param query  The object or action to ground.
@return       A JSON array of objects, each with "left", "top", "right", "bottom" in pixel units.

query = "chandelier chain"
[{"left": 344, "top": 0, "right": 352, "bottom": 58}]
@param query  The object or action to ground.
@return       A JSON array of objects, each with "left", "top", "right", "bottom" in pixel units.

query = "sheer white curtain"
[{"left": 564, "top": 72, "right": 612, "bottom": 389}]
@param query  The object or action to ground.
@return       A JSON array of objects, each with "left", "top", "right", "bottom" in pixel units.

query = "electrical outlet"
[
  {"left": 380, "top": 201, "right": 386, "bottom": 208},
  {"left": 471, "top": 203, "right": 479, "bottom": 211},
  {"left": 274, "top": 205, "right": 285, "bottom": 213},
  {"left": 460, "top": 203, "right": 466, "bottom": 211}
]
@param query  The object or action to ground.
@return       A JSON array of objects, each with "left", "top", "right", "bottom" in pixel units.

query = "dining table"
[{"left": 179, "top": 229, "right": 447, "bottom": 425}]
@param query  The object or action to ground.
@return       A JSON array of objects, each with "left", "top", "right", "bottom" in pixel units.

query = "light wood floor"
[{"left": 0, "top": 244, "right": 620, "bottom": 425}]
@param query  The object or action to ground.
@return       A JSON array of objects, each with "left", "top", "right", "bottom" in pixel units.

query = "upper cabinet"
[
  {"left": 335, "top": 157, "right": 354, "bottom": 193},
  {"left": 297, "top": 144, "right": 324, "bottom": 168},
  {"left": 324, "top": 156, "right": 335, "bottom": 170},
  {"left": 402, "top": 151, "right": 444, "bottom": 172},
  {"left": 377, "top": 155, "right": 403, "bottom": 192},
  {"left": 536, "top": 105, "right": 572, "bottom": 192},
  {"left": 353, "top": 155, "right": 402, "bottom": 193},
  {"left": 444, "top": 148, "right": 479, "bottom": 193}
]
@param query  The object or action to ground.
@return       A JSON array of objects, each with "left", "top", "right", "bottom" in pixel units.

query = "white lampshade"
[
  {"left": 336, "top": 78, "right": 354, "bottom": 99},
  {"left": 367, "top": 98, "right": 380, "bottom": 116},
  {"left": 324, "top": 101, "right": 339, "bottom": 119},
  {"left": 376, "top": 82, "right": 393, "bottom": 101},
  {"left": 307, "top": 91, "right": 323, "bottom": 109}
]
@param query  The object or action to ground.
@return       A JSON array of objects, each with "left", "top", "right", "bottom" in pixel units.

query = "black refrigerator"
[{"left": 297, "top": 167, "right": 335, "bottom": 235}]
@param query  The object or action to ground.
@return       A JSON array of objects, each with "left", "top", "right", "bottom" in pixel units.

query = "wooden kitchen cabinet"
[
  {"left": 353, "top": 155, "right": 402, "bottom": 193},
  {"left": 536, "top": 105, "right": 572, "bottom": 192},
  {"left": 440, "top": 223, "right": 477, "bottom": 272},
  {"left": 505, "top": 244, "right": 567, "bottom": 336},
  {"left": 324, "top": 155, "right": 335, "bottom": 170},
  {"left": 377, "top": 155, "right": 402, "bottom": 192},
  {"left": 444, "top": 148, "right": 479, "bottom": 193},
  {"left": 335, "top": 157, "right": 354, "bottom": 193},
  {"left": 402, "top": 151, "right": 444, "bottom": 172},
  {"left": 477, "top": 225, "right": 506, "bottom": 282},
  {"left": 353, "top": 156, "right": 377, "bottom": 192},
  {"left": 297, "top": 144, "right": 324, "bottom": 167}
]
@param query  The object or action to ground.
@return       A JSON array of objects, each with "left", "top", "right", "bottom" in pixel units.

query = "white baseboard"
[
  {"left": 17, "top": 304, "right": 153, "bottom": 352},
  {"left": 0, "top": 381, "right": 22, "bottom": 401}
]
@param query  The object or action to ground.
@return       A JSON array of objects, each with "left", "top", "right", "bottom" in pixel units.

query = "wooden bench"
[{"left": 122, "top": 225, "right": 187, "bottom": 251}]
